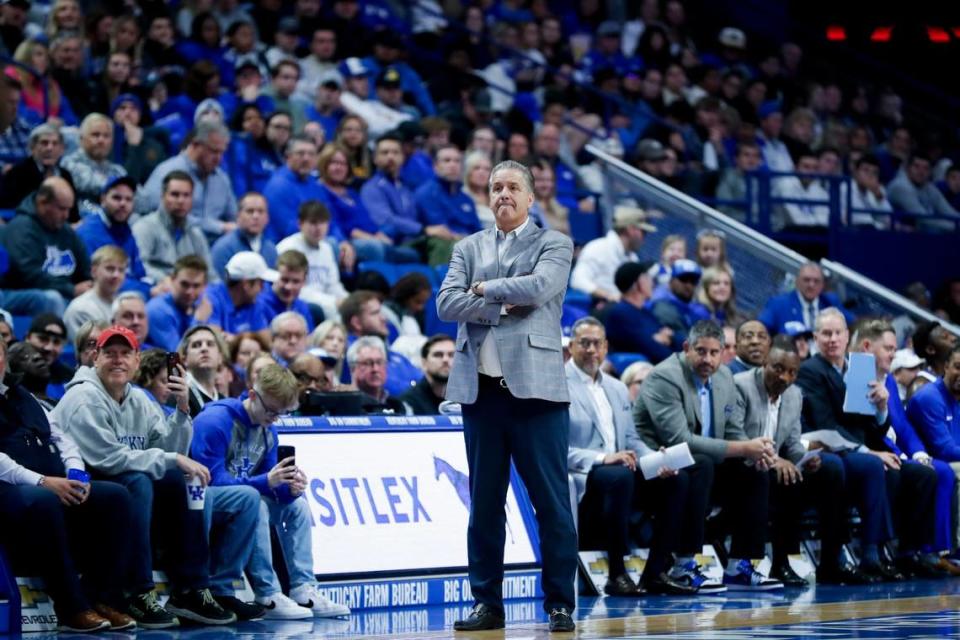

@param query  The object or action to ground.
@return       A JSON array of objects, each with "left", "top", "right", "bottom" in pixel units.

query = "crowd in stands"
[{"left": 1, "top": 0, "right": 960, "bottom": 633}]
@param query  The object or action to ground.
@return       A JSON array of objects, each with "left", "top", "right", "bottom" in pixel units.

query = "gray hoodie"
[{"left": 52, "top": 366, "right": 192, "bottom": 479}]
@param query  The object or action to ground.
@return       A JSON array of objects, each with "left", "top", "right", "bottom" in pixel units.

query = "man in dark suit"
[
  {"left": 398, "top": 334, "right": 454, "bottom": 415},
  {"left": 566, "top": 317, "right": 696, "bottom": 596},
  {"left": 735, "top": 343, "right": 872, "bottom": 585},
  {"left": 635, "top": 320, "right": 783, "bottom": 592},
  {"left": 727, "top": 320, "right": 771, "bottom": 374},
  {"left": 758, "top": 262, "right": 855, "bottom": 336},
  {"left": 438, "top": 160, "right": 577, "bottom": 632},
  {"left": 0, "top": 123, "right": 78, "bottom": 220},
  {"left": 797, "top": 311, "right": 942, "bottom": 579}
]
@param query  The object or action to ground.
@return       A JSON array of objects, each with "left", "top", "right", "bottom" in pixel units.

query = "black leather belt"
[{"left": 479, "top": 374, "right": 509, "bottom": 389}]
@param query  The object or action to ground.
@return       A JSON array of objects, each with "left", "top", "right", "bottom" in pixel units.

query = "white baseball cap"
[
  {"left": 891, "top": 349, "right": 924, "bottom": 373},
  {"left": 225, "top": 252, "right": 279, "bottom": 282}
]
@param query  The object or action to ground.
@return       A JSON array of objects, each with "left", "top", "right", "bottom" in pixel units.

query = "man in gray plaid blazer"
[{"left": 437, "top": 160, "right": 577, "bottom": 633}]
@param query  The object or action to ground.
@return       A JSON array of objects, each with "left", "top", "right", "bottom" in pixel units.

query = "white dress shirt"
[
  {"left": 478, "top": 217, "right": 531, "bottom": 377},
  {"left": 764, "top": 395, "right": 782, "bottom": 442},
  {"left": 572, "top": 364, "right": 616, "bottom": 463}
]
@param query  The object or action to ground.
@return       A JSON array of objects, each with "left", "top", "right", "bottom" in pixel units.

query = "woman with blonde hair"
[
  {"left": 696, "top": 266, "right": 745, "bottom": 326},
  {"left": 463, "top": 150, "right": 494, "bottom": 228},
  {"left": 7, "top": 38, "right": 75, "bottom": 124},
  {"left": 45, "top": 0, "right": 82, "bottom": 39},
  {"left": 309, "top": 319, "right": 348, "bottom": 379}
]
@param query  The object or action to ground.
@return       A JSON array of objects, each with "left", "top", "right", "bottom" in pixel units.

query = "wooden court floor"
[{"left": 28, "top": 580, "right": 960, "bottom": 639}]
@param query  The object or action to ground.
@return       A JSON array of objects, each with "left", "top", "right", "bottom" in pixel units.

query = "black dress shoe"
[
  {"left": 771, "top": 563, "right": 808, "bottom": 588},
  {"left": 548, "top": 608, "right": 575, "bottom": 632},
  {"left": 604, "top": 573, "right": 641, "bottom": 596},
  {"left": 861, "top": 561, "right": 906, "bottom": 582},
  {"left": 897, "top": 555, "right": 949, "bottom": 579},
  {"left": 817, "top": 565, "right": 877, "bottom": 585},
  {"left": 641, "top": 573, "right": 698, "bottom": 595},
  {"left": 453, "top": 603, "right": 505, "bottom": 631}
]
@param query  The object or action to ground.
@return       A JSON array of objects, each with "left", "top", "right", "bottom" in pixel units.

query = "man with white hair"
[
  {"left": 270, "top": 311, "right": 309, "bottom": 367},
  {"left": 347, "top": 336, "right": 410, "bottom": 414},
  {"left": 0, "top": 123, "right": 77, "bottom": 213},
  {"left": 111, "top": 291, "right": 152, "bottom": 351},
  {"left": 61, "top": 113, "right": 127, "bottom": 207}
]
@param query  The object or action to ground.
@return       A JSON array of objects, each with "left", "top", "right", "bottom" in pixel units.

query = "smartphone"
[
  {"left": 277, "top": 445, "right": 296, "bottom": 466},
  {"left": 167, "top": 352, "right": 181, "bottom": 379}
]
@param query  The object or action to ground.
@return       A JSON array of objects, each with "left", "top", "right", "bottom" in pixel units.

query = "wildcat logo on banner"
[{"left": 280, "top": 430, "right": 539, "bottom": 578}]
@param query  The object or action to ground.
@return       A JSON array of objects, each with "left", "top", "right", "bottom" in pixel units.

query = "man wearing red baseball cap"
[{"left": 53, "top": 325, "right": 260, "bottom": 627}]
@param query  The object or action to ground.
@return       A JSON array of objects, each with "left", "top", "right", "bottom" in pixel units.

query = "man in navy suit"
[
  {"left": 797, "top": 310, "right": 942, "bottom": 580},
  {"left": 759, "top": 263, "right": 855, "bottom": 336}
]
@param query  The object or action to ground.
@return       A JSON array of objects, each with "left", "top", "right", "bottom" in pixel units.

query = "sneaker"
[
  {"left": 127, "top": 591, "right": 179, "bottom": 629},
  {"left": 213, "top": 595, "right": 265, "bottom": 621},
  {"left": 669, "top": 560, "right": 727, "bottom": 593},
  {"left": 254, "top": 592, "right": 312, "bottom": 620},
  {"left": 722, "top": 559, "right": 784, "bottom": 591},
  {"left": 289, "top": 583, "right": 351, "bottom": 618},
  {"left": 166, "top": 588, "right": 237, "bottom": 625}
]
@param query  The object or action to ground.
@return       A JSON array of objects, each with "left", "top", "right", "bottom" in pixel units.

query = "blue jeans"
[
  {"left": 107, "top": 468, "right": 209, "bottom": 593},
  {"left": 0, "top": 288, "right": 67, "bottom": 316},
  {"left": 203, "top": 485, "right": 260, "bottom": 596},
  {"left": 353, "top": 238, "right": 421, "bottom": 264},
  {"left": 246, "top": 496, "right": 316, "bottom": 596}
]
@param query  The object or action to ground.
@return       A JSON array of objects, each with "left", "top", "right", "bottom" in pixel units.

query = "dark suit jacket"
[
  {"left": 796, "top": 353, "right": 890, "bottom": 451},
  {"left": 398, "top": 378, "right": 443, "bottom": 416},
  {"left": 0, "top": 159, "right": 78, "bottom": 220},
  {"left": 758, "top": 290, "right": 855, "bottom": 336}
]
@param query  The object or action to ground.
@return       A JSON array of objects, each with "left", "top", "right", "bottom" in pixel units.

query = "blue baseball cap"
[
  {"left": 109, "top": 92, "right": 142, "bottom": 117},
  {"left": 101, "top": 174, "right": 138, "bottom": 195},
  {"left": 338, "top": 57, "right": 369, "bottom": 79},
  {"left": 671, "top": 259, "right": 702, "bottom": 280},
  {"left": 758, "top": 100, "right": 782, "bottom": 120}
]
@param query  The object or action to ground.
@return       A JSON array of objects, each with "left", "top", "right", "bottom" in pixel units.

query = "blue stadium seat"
[
  {"left": 568, "top": 208, "right": 603, "bottom": 246},
  {"left": 424, "top": 291, "right": 457, "bottom": 338},
  {"left": 561, "top": 304, "right": 587, "bottom": 336},
  {"left": 434, "top": 264, "right": 449, "bottom": 285},
  {"left": 606, "top": 352, "right": 649, "bottom": 376},
  {"left": 564, "top": 290, "right": 592, "bottom": 313}
]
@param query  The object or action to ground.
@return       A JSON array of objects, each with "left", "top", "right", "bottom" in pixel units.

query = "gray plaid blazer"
[{"left": 437, "top": 220, "right": 573, "bottom": 404}]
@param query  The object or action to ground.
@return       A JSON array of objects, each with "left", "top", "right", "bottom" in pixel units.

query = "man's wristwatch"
[
  {"left": 471, "top": 281, "right": 483, "bottom": 295},
  {"left": 37, "top": 476, "right": 46, "bottom": 487}
]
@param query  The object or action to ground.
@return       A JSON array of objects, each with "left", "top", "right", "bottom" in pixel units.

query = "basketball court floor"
[{"left": 29, "top": 579, "right": 960, "bottom": 639}]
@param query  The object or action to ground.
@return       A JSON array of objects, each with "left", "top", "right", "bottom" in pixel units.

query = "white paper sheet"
[{"left": 639, "top": 442, "right": 696, "bottom": 480}]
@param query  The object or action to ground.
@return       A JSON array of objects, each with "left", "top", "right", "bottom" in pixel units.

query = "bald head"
[{"left": 35, "top": 177, "right": 74, "bottom": 230}]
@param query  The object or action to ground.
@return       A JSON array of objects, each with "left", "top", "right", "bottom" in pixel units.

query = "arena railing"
[{"left": 585, "top": 142, "right": 960, "bottom": 338}]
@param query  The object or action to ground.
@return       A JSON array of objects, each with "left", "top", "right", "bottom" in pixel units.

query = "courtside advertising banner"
[{"left": 280, "top": 428, "right": 540, "bottom": 576}]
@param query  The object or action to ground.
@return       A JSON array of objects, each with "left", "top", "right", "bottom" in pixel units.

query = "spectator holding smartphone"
[{"left": 190, "top": 363, "right": 351, "bottom": 620}]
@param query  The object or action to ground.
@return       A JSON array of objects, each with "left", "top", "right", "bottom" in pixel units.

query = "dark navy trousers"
[{"left": 462, "top": 374, "right": 578, "bottom": 614}]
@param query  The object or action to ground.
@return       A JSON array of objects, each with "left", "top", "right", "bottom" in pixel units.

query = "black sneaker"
[
  {"left": 166, "top": 588, "right": 237, "bottom": 625},
  {"left": 127, "top": 591, "right": 179, "bottom": 629},
  {"left": 213, "top": 595, "right": 265, "bottom": 621}
]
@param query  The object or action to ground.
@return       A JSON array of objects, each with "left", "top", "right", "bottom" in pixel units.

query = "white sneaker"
[
  {"left": 289, "top": 584, "right": 351, "bottom": 618},
  {"left": 255, "top": 592, "right": 312, "bottom": 619}
]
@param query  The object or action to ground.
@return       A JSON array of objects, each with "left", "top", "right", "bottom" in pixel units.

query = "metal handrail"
[
  {"left": 586, "top": 142, "right": 809, "bottom": 272},
  {"left": 585, "top": 142, "right": 960, "bottom": 338}
]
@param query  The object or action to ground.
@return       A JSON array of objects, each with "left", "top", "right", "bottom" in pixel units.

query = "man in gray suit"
[
  {"left": 437, "top": 160, "right": 577, "bottom": 632},
  {"left": 566, "top": 318, "right": 697, "bottom": 596},
  {"left": 734, "top": 343, "right": 866, "bottom": 586},
  {"left": 635, "top": 320, "right": 783, "bottom": 591}
]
